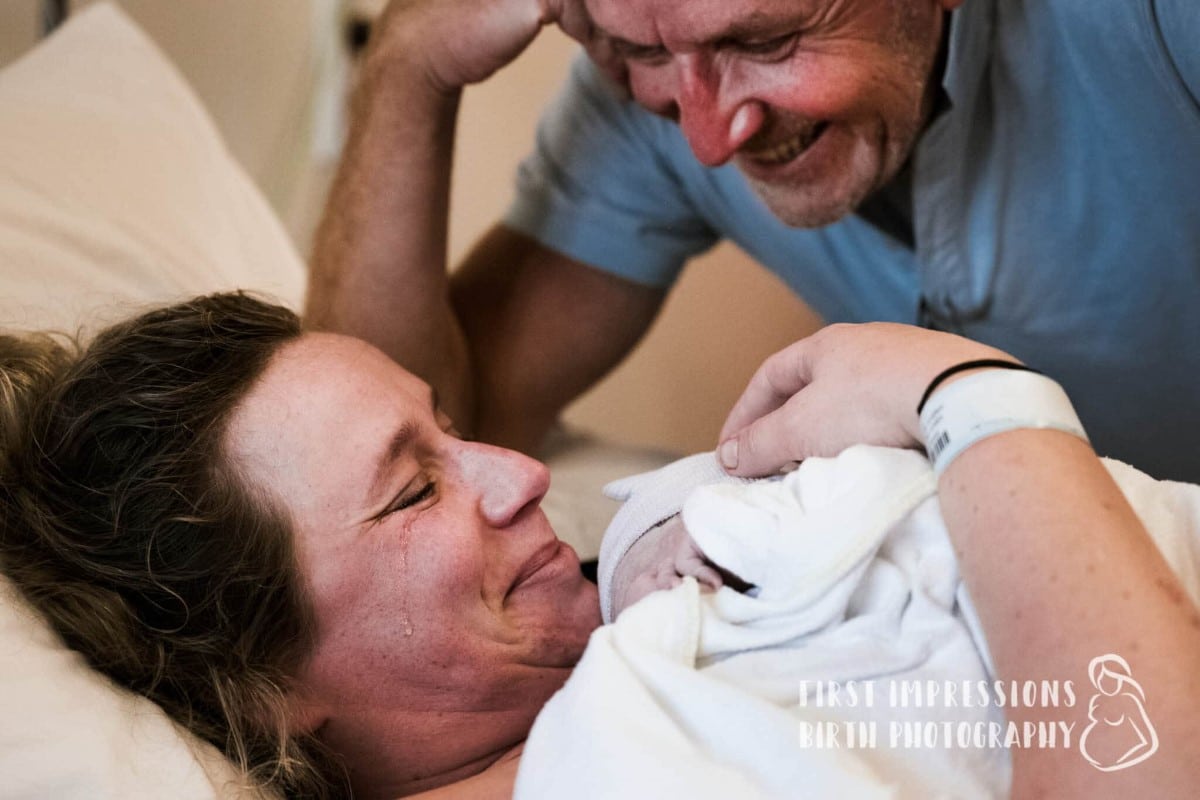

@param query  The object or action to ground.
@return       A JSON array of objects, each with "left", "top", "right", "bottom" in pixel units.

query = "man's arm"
[
  {"left": 305, "top": 0, "right": 663, "bottom": 451},
  {"left": 305, "top": 34, "right": 470, "bottom": 418},
  {"left": 451, "top": 226, "right": 663, "bottom": 451}
]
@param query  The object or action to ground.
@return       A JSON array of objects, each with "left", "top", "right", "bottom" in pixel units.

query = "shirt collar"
[{"left": 941, "top": 0, "right": 995, "bottom": 107}]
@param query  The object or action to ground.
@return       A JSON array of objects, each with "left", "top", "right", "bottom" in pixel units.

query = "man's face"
[
  {"left": 225, "top": 334, "right": 600, "bottom": 744},
  {"left": 587, "top": 0, "right": 957, "bottom": 227}
]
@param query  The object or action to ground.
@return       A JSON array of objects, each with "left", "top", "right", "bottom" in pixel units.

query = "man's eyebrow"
[
  {"left": 717, "top": 10, "right": 800, "bottom": 40},
  {"left": 705, "top": 7, "right": 820, "bottom": 45},
  {"left": 590, "top": 19, "right": 661, "bottom": 52}
]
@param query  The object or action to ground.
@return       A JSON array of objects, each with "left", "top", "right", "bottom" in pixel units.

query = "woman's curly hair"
[{"left": 0, "top": 292, "right": 348, "bottom": 797}]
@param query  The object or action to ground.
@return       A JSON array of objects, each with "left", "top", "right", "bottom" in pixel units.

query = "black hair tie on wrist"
[{"left": 916, "top": 359, "right": 1043, "bottom": 415}]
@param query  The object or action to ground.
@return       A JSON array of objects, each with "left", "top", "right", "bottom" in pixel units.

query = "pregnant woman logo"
[{"left": 1078, "top": 654, "right": 1159, "bottom": 771}]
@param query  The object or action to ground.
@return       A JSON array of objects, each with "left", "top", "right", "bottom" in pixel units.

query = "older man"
[{"left": 306, "top": 0, "right": 1200, "bottom": 481}]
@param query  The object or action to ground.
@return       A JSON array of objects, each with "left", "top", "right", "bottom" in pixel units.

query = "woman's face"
[{"left": 224, "top": 333, "right": 600, "bottom": 746}]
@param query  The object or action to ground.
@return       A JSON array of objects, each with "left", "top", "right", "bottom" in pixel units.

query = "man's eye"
[
  {"left": 387, "top": 482, "right": 436, "bottom": 515},
  {"left": 612, "top": 40, "right": 670, "bottom": 65},
  {"left": 734, "top": 33, "right": 798, "bottom": 59}
]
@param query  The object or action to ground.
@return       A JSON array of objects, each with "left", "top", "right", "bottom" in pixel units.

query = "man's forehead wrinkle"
[
  {"left": 587, "top": 0, "right": 660, "bottom": 43},
  {"left": 719, "top": 8, "right": 805, "bottom": 39},
  {"left": 594, "top": 0, "right": 815, "bottom": 49}
]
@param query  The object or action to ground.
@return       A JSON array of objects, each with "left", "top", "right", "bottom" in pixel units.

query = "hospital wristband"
[
  {"left": 916, "top": 359, "right": 1041, "bottom": 414},
  {"left": 918, "top": 369, "right": 1089, "bottom": 475}
]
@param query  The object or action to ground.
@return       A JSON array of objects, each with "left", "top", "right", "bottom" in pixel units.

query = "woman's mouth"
[{"left": 509, "top": 540, "right": 567, "bottom": 594}]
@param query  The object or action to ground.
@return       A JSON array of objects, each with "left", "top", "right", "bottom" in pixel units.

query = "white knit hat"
[{"left": 597, "top": 451, "right": 753, "bottom": 623}]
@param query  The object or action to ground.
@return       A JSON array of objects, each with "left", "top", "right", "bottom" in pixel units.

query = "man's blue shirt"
[{"left": 505, "top": 0, "right": 1200, "bottom": 481}]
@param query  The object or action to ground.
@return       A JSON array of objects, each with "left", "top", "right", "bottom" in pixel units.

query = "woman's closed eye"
[{"left": 383, "top": 481, "right": 436, "bottom": 517}]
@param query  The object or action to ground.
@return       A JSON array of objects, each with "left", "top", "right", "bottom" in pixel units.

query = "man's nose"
[
  {"left": 456, "top": 442, "right": 551, "bottom": 527},
  {"left": 675, "top": 55, "right": 764, "bottom": 167}
]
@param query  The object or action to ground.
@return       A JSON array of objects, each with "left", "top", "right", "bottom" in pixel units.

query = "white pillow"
[
  {"left": 0, "top": 5, "right": 298, "bottom": 798},
  {"left": 0, "top": 3, "right": 305, "bottom": 334}
]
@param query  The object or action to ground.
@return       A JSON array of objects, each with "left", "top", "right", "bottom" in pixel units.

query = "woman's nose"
[{"left": 455, "top": 442, "right": 551, "bottom": 527}]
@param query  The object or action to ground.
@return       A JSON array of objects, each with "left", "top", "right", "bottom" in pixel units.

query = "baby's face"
[{"left": 608, "top": 515, "right": 723, "bottom": 619}]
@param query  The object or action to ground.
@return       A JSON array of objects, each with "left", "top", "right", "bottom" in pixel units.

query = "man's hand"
[{"left": 366, "top": 0, "right": 611, "bottom": 94}]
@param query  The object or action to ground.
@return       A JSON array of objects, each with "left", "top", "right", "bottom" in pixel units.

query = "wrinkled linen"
[{"left": 516, "top": 446, "right": 1200, "bottom": 798}]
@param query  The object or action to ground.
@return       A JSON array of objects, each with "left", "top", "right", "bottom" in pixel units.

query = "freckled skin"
[
  {"left": 1156, "top": 576, "right": 1187, "bottom": 607},
  {"left": 586, "top": 0, "right": 961, "bottom": 227},
  {"left": 224, "top": 333, "right": 601, "bottom": 794}
]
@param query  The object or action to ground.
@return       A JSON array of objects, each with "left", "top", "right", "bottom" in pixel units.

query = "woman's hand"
[
  {"left": 366, "top": 0, "right": 614, "bottom": 94},
  {"left": 717, "top": 323, "right": 1013, "bottom": 477}
]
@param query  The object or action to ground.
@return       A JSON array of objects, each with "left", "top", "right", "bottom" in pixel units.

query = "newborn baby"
[
  {"left": 532, "top": 446, "right": 1013, "bottom": 799},
  {"left": 598, "top": 452, "right": 759, "bottom": 623}
]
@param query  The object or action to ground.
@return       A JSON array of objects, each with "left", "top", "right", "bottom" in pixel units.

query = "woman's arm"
[
  {"left": 718, "top": 322, "right": 1200, "bottom": 797},
  {"left": 941, "top": 430, "right": 1200, "bottom": 797}
]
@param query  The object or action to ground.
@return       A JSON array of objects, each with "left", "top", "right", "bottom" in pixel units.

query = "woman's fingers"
[
  {"left": 717, "top": 323, "right": 1023, "bottom": 477},
  {"left": 718, "top": 339, "right": 815, "bottom": 443},
  {"left": 719, "top": 391, "right": 827, "bottom": 476}
]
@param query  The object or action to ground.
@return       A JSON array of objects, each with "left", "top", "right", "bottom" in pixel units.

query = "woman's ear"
[{"left": 282, "top": 685, "right": 330, "bottom": 735}]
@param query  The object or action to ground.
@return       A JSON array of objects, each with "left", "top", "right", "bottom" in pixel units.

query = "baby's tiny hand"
[
  {"left": 668, "top": 521, "right": 724, "bottom": 592},
  {"left": 609, "top": 515, "right": 723, "bottom": 619}
]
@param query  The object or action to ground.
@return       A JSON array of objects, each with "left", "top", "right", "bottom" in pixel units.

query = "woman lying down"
[{"left": 1, "top": 293, "right": 1198, "bottom": 799}]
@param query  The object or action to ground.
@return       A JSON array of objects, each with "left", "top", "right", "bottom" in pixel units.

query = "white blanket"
[{"left": 515, "top": 446, "right": 1200, "bottom": 798}]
